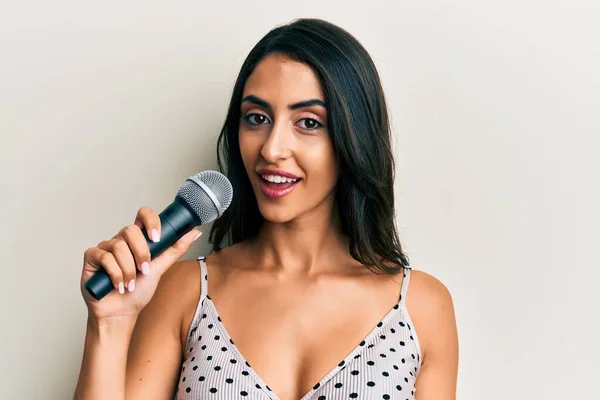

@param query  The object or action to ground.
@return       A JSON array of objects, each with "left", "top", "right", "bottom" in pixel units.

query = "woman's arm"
[
  {"left": 74, "top": 206, "right": 202, "bottom": 399},
  {"left": 74, "top": 259, "right": 201, "bottom": 400},
  {"left": 124, "top": 260, "right": 200, "bottom": 399},
  {"left": 408, "top": 270, "right": 459, "bottom": 400},
  {"left": 74, "top": 316, "right": 137, "bottom": 399}
]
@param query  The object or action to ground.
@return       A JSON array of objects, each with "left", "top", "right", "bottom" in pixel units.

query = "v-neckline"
[{"left": 201, "top": 277, "right": 405, "bottom": 400}]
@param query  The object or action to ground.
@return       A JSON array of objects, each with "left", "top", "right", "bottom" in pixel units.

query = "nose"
[{"left": 260, "top": 120, "right": 293, "bottom": 163}]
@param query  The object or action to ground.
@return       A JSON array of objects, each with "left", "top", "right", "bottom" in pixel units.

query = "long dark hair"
[{"left": 208, "top": 18, "right": 410, "bottom": 275}]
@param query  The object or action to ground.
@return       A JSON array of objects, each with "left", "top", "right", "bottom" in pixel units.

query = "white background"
[{"left": 1, "top": 1, "right": 597, "bottom": 398}]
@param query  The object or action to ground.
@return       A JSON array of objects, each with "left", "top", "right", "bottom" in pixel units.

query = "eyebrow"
[{"left": 241, "top": 95, "right": 327, "bottom": 112}]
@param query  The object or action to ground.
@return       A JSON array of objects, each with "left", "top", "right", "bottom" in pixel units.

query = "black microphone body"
[
  {"left": 84, "top": 170, "right": 234, "bottom": 301},
  {"left": 85, "top": 197, "right": 200, "bottom": 300}
]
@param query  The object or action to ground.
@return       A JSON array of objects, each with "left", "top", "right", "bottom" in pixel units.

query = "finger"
[
  {"left": 134, "top": 206, "right": 161, "bottom": 244},
  {"left": 99, "top": 239, "right": 137, "bottom": 293},
  {"left": 151, "top": 229, "right": 202, "bottom": 275},
  {"left": 85, "top": 246, "right": 125, "bottom": 294},
  {"left": 120, "top": 224, "right": 152, "bottom": 275}
]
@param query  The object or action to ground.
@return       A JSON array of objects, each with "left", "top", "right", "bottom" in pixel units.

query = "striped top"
[{"left": 175, "top": 256, "right": 422, "bottom": 399}]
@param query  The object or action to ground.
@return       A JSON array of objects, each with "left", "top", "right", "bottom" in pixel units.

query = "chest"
[{"left": 177, "top": 275, "right": 420, "bottom": 400}]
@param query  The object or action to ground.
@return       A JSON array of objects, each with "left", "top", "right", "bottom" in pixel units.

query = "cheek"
[
  {"left": 239, "top": 131, "right": 259, "bottom": 172},
  {"left": 302, "top": 142, "right": 338, "bottom": 187}
]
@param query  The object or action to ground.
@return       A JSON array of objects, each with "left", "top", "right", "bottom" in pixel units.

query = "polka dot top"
[{"left": 176, "top": 256, "right": 422, "bottom": 400}]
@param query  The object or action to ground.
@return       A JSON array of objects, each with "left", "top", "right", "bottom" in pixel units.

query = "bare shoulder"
[
  {"left": 154, "top": 258, "right": 202, "bottom": 309},
  {"left": 142, "top": 258, "right": 202, "bottom": 344},
  {"left": 405, "top": 269, "right": 458, "bottom": 360},
  {"left": 408, "top": 269, "right": 454, "bottom": 310},
  {"left": 161, "top": 243, "right": 250, "bottom": 340}
]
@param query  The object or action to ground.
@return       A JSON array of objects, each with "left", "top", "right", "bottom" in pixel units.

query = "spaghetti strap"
[
  {"left": 197, "top": 256, "right": 208, "bottom": 300},
  {"left": 399, "top": 267, "right": 411, "bottom": 303},
  {"left": 183, "top": 256, "right": 209, "bottom": 342}
]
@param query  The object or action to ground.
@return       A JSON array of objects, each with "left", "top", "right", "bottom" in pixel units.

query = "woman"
[{"left": 75, "top": 18, "right": 458, "bottom": 400}]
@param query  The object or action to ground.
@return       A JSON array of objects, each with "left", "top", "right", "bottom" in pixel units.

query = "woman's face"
[{"left": 239, "top": 53, "right": 339, "bottom": 224}]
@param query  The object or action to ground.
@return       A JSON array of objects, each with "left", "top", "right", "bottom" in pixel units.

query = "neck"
[{"left": 250, "top": 202, "right": 350, "bottom": 276}]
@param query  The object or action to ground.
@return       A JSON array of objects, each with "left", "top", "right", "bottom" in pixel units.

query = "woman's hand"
[{"left": 80, "top": 206, "right": 201, "bottom": 324}]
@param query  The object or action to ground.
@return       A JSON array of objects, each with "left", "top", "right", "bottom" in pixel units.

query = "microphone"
[{"left": 85, "top": 170, "right": 233, "bottom": 301}]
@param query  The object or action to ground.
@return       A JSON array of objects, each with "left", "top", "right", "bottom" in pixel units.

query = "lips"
[
  {"left": 258, "top": 175, "right": 301, "bottom": 199},
  {"left": 256, "top": 168, "right": 300, "bottom": 179}
]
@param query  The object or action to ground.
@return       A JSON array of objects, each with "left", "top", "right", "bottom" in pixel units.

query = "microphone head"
[{"left": 176, "top": 170, "right": 233, "bottom": 224}]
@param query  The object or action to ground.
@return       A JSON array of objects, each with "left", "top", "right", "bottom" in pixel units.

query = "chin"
[{"left": 257, "top": 202, "right": 297, "bottom": 224}]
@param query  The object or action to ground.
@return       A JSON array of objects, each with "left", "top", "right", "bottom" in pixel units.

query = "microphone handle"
[{"left": 85, "top": 198, "right": 199, "bottom": 300}]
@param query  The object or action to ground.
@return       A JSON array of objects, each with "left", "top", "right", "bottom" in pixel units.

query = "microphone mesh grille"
[{"left": 175, "top": 170, "right": 233, "bottom": 224}]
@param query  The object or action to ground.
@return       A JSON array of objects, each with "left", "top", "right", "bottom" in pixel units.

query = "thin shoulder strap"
[
  {"left": 185, "top": 256, "right": 209, "bottom": 341},
  {"left": 399, "top": 267, "right": 411, "bottom": 303},
  {"left": 197, "top": 256, "right": 208, "bottom": 300}
]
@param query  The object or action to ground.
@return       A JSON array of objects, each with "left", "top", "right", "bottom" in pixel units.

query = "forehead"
[{"left": 242, "top": 53, "right": 325, "bottom": 104}]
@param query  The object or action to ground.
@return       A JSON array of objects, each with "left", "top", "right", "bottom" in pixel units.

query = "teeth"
[{"left": 261, "top": 174, "right": 298, "bottom": 183}]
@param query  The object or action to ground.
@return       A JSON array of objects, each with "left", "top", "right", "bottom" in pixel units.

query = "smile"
[{"left": 258, "top": 174, "right": 301, "bottom": 198}]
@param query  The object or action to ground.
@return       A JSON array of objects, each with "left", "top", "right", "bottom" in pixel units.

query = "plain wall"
[{"left": 1, "top": 1, "right": 597, "bottom": 398}]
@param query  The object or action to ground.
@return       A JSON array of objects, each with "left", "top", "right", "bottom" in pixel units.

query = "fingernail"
[
  {"left": 128, "top": 279, "right": 135, "bottom": 292},
  {"left": 193, "top": 231, "right": 202, "bottom": 242},
  {"left": 151, "top": 229, "right": 160, "bottom": 243},
  {"left": 118, "top": 282, "right": 125, "bottom": 294},
  {"left": 141, "top": 261, "right": 150, "bottom": 275}
]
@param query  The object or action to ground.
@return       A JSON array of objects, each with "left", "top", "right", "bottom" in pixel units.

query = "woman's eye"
[
  {"left": 245, "top": 113, "right": 270, "bottom": 126},
  {"left": 297, "top": 118, "right": 322, "bottom": 130}
]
